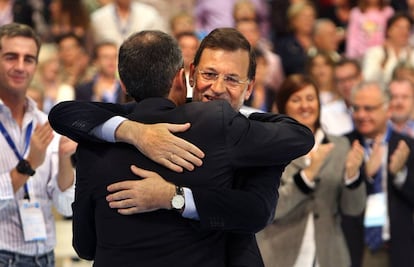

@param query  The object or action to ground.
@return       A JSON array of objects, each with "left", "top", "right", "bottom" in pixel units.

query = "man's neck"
[
  {"left": 392, "top": 119, "right": 409, "bottom": 131},
  {"left": 116, "top": 2, "right": 131, "bottom": 19},
  {"left": 363, "top": 125, "right": 389, "bottom": 142},
  {"left": 0, "top": 92, "right": 26, "bottom": 127}
]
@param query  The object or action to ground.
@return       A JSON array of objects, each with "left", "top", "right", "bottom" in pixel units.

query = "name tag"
[
  {"left": 364, "top": 192, "right": 387, "bottom": 227},
  {"left": 18, "top": 199, "right": 47, "bottom": 241}
]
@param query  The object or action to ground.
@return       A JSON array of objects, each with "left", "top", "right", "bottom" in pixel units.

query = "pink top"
[{"left": 345, "top": 6, "right": 394, "bottom": 59}]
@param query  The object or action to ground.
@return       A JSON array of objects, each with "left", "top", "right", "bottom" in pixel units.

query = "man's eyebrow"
[{"left": 2, "top": 52, "right": 37, "bottom": 60}]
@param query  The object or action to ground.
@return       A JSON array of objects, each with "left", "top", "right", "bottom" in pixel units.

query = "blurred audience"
[
  {"left": 342, "top": 80, "right": 414, "bottom": 267},
  {"left": 75, "top": 41, "right": 124, "bottom": 103},
  {"left": 56, "top": 32, "right": 94, "bottom": 87},
  {"left": 346, "top": 0, "right": 394, "bottom": 60},
  {"left": 32, "top": 42, "right": 74, "bottom": 114},
  {"left": 389, "top": 78, "right": 414, "bottom": 138},
  {"left": 90, "top": 0, "right": 167, "bottom": 48},
  {"left": 319, "top": 0, "right": 357, "bottom": 53},
  {"left": 321, "top": 57, "right": 363, "bottom": 135},
  {"left": 309, "top": 18, "right": 342, "bottom": 61},
  {"left": 175, "top": 31, "right": 199, "bottom": 98},
  {"left": 236, "top": 19, "right": 284, "bottom": 92},
  {"left": 170, "top": 11, "right": 203, "bottom": 39},
  {"left": 195, "top": 0, "right": 269, "bottom": 38},
  {"left": 243, "top": 48, "right": 276, "bottom": 112},
  {"left": 26, "top": 81, "right": 45, "bottom": 111},
  {"left": 48, "top": 0, "right": 94, "bottom": 53},
  {"left": 362, "top": 12, "right": 414, "bottom": 85},
  {"left": 257, "top": 74, "right": 366, "bottom": 267},
  {"left": 306, "top": 51, "right": 339, "bottom": 105},
  {"left": 275, "top": 1, "right": 317, "bottom": 76}
]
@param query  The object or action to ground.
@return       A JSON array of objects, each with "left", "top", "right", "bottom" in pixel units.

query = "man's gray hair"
[{"left": 351, "top": 80, "right": 391, "bottom": 103}]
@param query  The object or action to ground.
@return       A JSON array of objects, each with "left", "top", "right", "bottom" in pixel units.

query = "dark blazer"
[
  {"left": 50, "top": 99, "right": 314, "bottom": 267},
  {"left": 274, "top": 34, "right": 307, "bottom": 76},
  {"left": 75, "top": 78, "right": 124, "bottom": 103},
  {"left": 342, "top": 129, "right": 414, "bottom": 267}
]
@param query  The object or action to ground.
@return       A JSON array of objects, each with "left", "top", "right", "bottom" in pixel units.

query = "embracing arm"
[
  {"left": 48, "top": 101, "right": 133, "bottom": 143},
  {"left": 48, "top": 101, "right": 204, "bottom": 172},
  {"left": 192, "top": 166, "right": 282, "bottom": 232},
  {"left": 107, "top": 165, "right": 282, "bottom": 233},
  {"left": 231, "top": 112, "right": 314, "bottom": 165}
]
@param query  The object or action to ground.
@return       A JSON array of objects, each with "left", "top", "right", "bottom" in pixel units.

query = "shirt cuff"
[
  {"left": 181, "top": 187, "right": 199, "bottom": 220},
  {"left": 90, "top": 116, "right": 126, "bottom": 143},
  {"left": 345, "top": 170, "right": 360, "bottom": 186},
  {"left": 300, "top": 170, "right": 316, "bottom": 188},
  {"left": 393, "top": 167, "right": 407, "bottom": 188}
]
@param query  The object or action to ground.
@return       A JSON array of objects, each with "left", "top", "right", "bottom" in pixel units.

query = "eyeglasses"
[
  {"left": 335, "top": 73, "right": 360, "bottom": 84},
  {"left": 198, "top": 70, "right": 250, "bottom": 88},
  {"left": 350, "top": 102, "right": 386, "bottom": 113}
]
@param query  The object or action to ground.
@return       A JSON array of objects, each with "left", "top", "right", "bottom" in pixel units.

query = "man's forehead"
[
  {"left": 0, "top": 36, "right": 38, "bottom": 54},
  {"left": 198, "top": 48, "right": 249, "bottom": 72},
  {"left": 354, "top": 87, "right": 382, "bottom": 101}
]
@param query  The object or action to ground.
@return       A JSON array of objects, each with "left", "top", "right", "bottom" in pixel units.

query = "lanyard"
[
  {"left": 113, "top": 5, "right": 133, "bottom": 40},
  {"left": 0, "top": 121, "right": 33, "bottom": 199},
  {"left": 363, "top": 123, "right": 392, "bottom": 154}
]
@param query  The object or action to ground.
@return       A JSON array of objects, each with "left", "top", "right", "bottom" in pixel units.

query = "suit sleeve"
[
  {"left": 192, "top": 166, "right": 282, "bottom": 233},
  {"left": 48, "top": 101, "right": 134, "bottom": 143},
  {"left": 389, "top": 136, "right": 414, "bottom": 207},
  {"left": 72, "top": 152, "right": 96, "bottom": 260},
  {"left": 227, "top": 110, "right": 314, "bottom": 166}
]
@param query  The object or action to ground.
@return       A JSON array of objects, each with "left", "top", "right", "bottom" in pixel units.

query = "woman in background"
[{"left": 257, "top": 74, "right": 366, "bottom": 267}]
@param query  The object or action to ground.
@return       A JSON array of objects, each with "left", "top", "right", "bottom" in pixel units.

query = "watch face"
[{"left": 172, "top": 195, "right": 185, "bottom": 209}]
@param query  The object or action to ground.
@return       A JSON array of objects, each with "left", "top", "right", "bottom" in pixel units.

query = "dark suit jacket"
[
  {"left": 50, "top": 98, "right": 313, "bottom": 267},
  {"left": 342, "top": 129, "right": 414, "bottom": 267},
  {"left": 75, "top": 78, "right": 124, "bottom": 103}
]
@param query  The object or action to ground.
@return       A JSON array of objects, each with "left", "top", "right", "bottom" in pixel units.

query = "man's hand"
[
  {"left": 389, "top": 140, "right": 410, "bottom": 176},
  {"left": 106, "top": 165, "right": 176, "bottom": 215},
  {"left": 365, "top": 138, "right": 385, "bottom": 178},
  {"left": 116, "top": 121, "right": 205, "bottom": 173},
  {"left": 59, "top": 135, "right": 78, "bottom": 159},
  {"left": 303, "top": 143, "right": 334, "bottom": 182},
  {"left": 27, "top": 122, "right": 54, "bottom": 168},
  {"left": 345, "top": 140, "right": 365, "bottom": 179},
  {"left": 57, "top": 136, "right": 77, "bottom": 191}
]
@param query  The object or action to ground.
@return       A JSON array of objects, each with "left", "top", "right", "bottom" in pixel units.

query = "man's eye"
[
  {"left": 225, "top": 76, "right": 239, "bottom": 84},
  {"left": 203, "top": 72, "right": 217, "bottom": 79}
]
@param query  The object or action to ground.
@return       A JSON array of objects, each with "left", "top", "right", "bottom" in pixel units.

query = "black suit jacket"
[
  {"left": 342, "top": 129, "right": 414, "bottom": 267},
  {"left": 50, "top": 100, "right": 313, "bottom": 266}
]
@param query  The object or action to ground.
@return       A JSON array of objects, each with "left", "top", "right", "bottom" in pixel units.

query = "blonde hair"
[
  {"left": 287, "top": 1, "right": 316, "bottom": 24},
  {"left": 37, "top": 43, "right": 58, "bottom": 67}
]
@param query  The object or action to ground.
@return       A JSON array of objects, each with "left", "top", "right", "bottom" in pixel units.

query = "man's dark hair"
[
  {"left": 92, "top": 40, "right": 118, "bottom": 60},
  {"left": 193, "top": 28, "right": 256, "bottom": 80},
  {"left": 118, "top": 30, "right": 183, "bottom": 101},
  {"left": 55, "top": 32, "right": 84, "bottom": 47},
  {"left": 0, "top": 23, "right": 41, "bottom": 59},
  {"left": 335, "top": 57, "right": 362, "bottom": 74}
]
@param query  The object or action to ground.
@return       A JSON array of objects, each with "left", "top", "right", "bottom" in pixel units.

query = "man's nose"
[
  {"left": 15, "top": 58, "right": 25, "bottom": 70},
  {"left": 210, "top": 77, "right": 226, "bottom": 95}
]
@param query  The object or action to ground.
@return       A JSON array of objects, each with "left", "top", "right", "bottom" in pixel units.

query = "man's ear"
[
  {"left": 168, "top": 68, "right": 187, "bottom": 106},
  {"left": 244, "top": 79, "right": 255, "bottom": 101},
  {"left": 189, "top": 63, "right": 196, "bottom": 87}
]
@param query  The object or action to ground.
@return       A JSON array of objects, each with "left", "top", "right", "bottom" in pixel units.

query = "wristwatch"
[
  {"left": 16, "top": 159, "right": 36, "bottom": 176},
  {"left": 171, "top": 186, "right": 185, "bottom": 211}
]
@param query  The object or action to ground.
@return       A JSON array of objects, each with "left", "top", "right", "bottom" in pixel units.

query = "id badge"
[
  {"left": 364, "top": 192, "right": 387, "bottom": 227},
  {"left": 18, "top": 199, "right": 47, "bottom": 241}
]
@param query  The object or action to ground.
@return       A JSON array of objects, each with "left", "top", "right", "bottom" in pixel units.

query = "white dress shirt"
[
  {"left": 0, "top": 97, "right": 74, "bottom": 256},
  {"left": 320, "top": 99, "right": 354, "bottom": 136}
]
